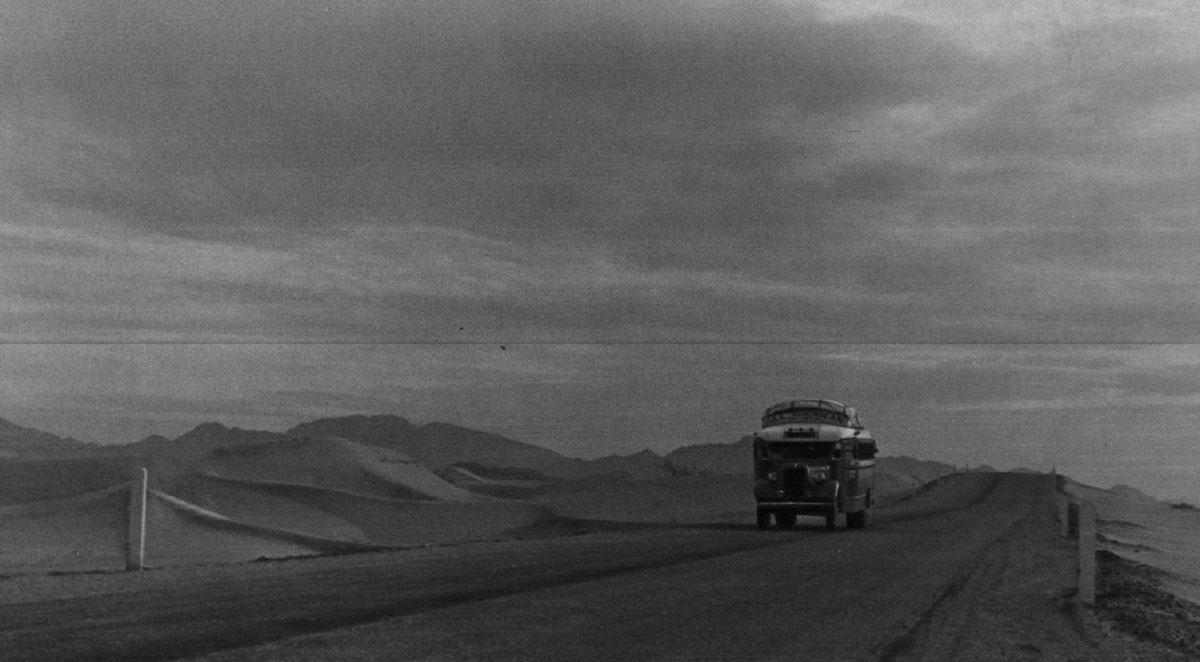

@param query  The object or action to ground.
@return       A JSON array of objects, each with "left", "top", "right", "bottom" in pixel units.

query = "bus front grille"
[{"left": 783, "top": 466, "right": 809, "bottom": 500}]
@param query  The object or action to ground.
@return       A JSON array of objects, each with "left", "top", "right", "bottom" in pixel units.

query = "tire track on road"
[{"left": 874, "top": 473, "right": 1102, "bottom": 662}]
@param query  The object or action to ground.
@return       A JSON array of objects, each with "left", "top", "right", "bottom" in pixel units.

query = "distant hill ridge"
[
  {"left": 0, "top": 413, "right": 958, "bottom": 490},
  {"left": 151, "top": 415, "right": 960, "bottom": 485},
  {"left": 580, "top": 436, "right": 959, "bottom": 485},
  {"left": 0, "top": 417, "right": 88, "bottom": 458}
]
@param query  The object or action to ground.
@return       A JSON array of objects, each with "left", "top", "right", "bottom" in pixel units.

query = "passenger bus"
[{"left": 753, "top": 399, "right": 878, "bottom": 530}]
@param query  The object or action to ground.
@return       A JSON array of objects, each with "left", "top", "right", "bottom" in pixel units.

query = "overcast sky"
[{"left": 4, "top": 1, "right": 1200, "bottom": 501}]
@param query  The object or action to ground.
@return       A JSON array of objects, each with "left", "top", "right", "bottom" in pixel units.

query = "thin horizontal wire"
[{"left": 1, "top": 340, "right": 1200, "bottom": 347}]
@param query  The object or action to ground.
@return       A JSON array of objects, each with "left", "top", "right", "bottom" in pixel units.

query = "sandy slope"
[
  {"left": 0, "top": 412, "right": 965, "bottom": 576},
  {"left": 144, "top": 490, "right": 349, "bottom": 566},
  {"left": 0, "top": 485, "right": 128, "bottom": 574},
  {"left": 0, "top": 435, "right": 550, "bottom": 574},
  {"left": 1062, "top": 480, "right": 1200, "bottom": 658},
  {"left": 1066, "top": 481, "right": 1200, "bottom": 606},
  {"left": 182, "top": 476, "right": 548, "bottom": 547},
  {"left": 201, "top": 437, "right": 475, "bottom": 501},
  {"left": 0, "top": 456, "right": 134, "bottom": 503}
]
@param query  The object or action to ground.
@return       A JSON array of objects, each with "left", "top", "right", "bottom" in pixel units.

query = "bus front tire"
[
  {"left": 776, "top": 512, "right": 797, "bottom": 529},
  {"left": 847, "top": 510, "right": 867, "bottom": 529},
  {"left": 756, "top": 510, "right": 772, "bottom": 530},
  {"left": 825, "top": 509, "right": 838, "bottom": 531}
]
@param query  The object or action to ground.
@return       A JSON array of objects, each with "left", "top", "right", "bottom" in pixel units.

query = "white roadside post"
[
  {"left": 127, "top": 467, "right": 148, "bottom": 571},
  {"left": 1058, "top": 494, "right": 1070, "bottom": 537},
  {"left": 1052, "top": 469, "right": 1069, "bottom": 538}
]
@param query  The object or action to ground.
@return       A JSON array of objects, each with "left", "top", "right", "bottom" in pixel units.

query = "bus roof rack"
[{"left": 761, "top": 399, "right": 862, "bottom": 429}]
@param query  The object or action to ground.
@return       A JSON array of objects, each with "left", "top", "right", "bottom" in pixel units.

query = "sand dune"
[
  {"left": 0, "top": 420, "right": 964, "bottom": 577},
  {"left": 144, "top": 490, "right": 372, "bottom": 567},
  {"left": 339, "top": 440, "right": 477, "bottom": 501},
  {"left": 0, "top": 457, "right": 135, "bottom": 504},
  {"left": 202, "top": 436, "right": 474, "bottom": 501},
  {"left": 164, "top": 475, "right": 375, "bottom": 542},
  {"left": 187, "top": 474, "right": 547, "bottom": 547},
  {"left": 0, "top": 459, "right": 945, "bottom": 576},
  {"left": 0, "top": 433, "right": 555, "bottom": 574},
  {"left": 0, "top": 479, "right": 549, "bottom": 573},
  {"left": 0, "top": 485, "right": 127, "bottom": 574}
]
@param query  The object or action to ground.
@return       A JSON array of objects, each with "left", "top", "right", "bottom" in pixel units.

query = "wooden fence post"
[{"left": 127, "top": 468, "right": 147, "bottom": 571}]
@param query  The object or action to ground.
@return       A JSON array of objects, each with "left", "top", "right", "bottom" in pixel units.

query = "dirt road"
[{"left": 0, "top": 473, "right": 1126, "bottom": 661}]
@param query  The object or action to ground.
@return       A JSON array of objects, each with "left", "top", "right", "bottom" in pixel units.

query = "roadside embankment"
[
  {"left": 1064, "top": 479, "right": 1200, "bottom": 658},
  {"left": 1095, "top": 550, "right": 1200, "bottom": 658}
]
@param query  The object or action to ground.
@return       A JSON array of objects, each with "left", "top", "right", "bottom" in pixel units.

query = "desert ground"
[
  {"left": 0, "top": 467, "right": 1197, "bottom": 661},
  {"left": 1, "top": 418, "right": 1199, "bottom": 661}
]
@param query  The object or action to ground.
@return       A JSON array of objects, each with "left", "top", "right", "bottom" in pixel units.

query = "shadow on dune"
[
  {"left": 148, "top": 489, "right": 389, "bottom": 563},
  {"left": 185, "top": 474, "right": 549, "bottom": 547}
]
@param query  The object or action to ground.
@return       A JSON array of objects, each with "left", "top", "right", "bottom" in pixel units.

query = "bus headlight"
[
  {"left": 810, "top": 468, "right": 828, "bottom": 483},
  {"left": 767, "top": 472, "right": 778, "bottom": 482}
]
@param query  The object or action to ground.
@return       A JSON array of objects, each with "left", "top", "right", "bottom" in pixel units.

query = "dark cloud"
[
  {"left": 12, "top": 0, "right": 977, "bottom": 239},
  {"left": 943, "top": 19, "right": 1200, "bottom": 161},
  {"left": 46, "top": 1, "right": 964, "bottom": 139}
]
